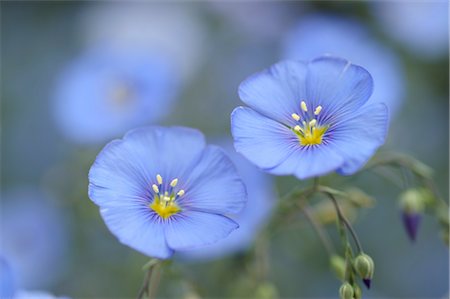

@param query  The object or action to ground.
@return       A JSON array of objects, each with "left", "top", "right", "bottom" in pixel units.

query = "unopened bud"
[
  {"left": 399, "top": 189, "right": 427, "bottom": 242},
  {"left": 354, "top": 254, "right": 374, "bottom": 289},
  {"left": 330, "top": 255, "right": 346, "bottom": 281},
  {"left": 353, "top": 284, "right": 362, "bottom": 299},
  {"left": 339, "top": 282, "right": 354, "bottom": 299}
]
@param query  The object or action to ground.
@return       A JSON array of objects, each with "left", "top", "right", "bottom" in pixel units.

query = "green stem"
[
  {"left": 137, "top": 259, "right": 161, "bottom": 299},
  {"left": 325, "top": 191, "right": 364, "bottom": 254}
]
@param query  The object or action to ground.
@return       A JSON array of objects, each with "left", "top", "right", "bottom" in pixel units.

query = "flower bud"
[
  {"left": 330, "top": 255, "right": 346, "bottom": 281},
  {"left": 339, "top": 282, "right": 354, "bottom": 299},
  {"left": 353, "top": 284, "right": 362, "bottom": 299},
  {"left": 399, "top": 189, "right": 427, "bottom": 242},
  {"left": 354, "top": 254, "right": 374, "bottom": 289}
]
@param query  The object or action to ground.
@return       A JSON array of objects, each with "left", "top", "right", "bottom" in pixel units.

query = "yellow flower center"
[
  {"left": 291, "top": 101, "right": 328, "bottom": 146},
  {"left": 149, "top": 175, "right": 184, "bottom": 219}
]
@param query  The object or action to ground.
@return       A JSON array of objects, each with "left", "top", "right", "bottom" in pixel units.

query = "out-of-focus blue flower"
[
  {"left": 88, "top": 127, "right": 247, "bottom": 259},
  {"left": 371, "top": 1, "right": 448, "bottom": 59},
  {"left": 231, "top": 57, "right": 388, "bottom": 180},
  {"left": 282, "top": 14, "right": 405, "bottom": 116},
  {"left": 54, "top": 48, "right": 178, "bottom": 144},
  {"left": 0, "top": 189, "right": 70, "bottom": 290},
  {"left": 0, "top": 256, "right": 15, "bottom": 299},
  {"left": 179, "top": 140, "right": 275, "bottom": 261},
  {"left": 0, "top": 256, "right": 69, "bottom": 299}
]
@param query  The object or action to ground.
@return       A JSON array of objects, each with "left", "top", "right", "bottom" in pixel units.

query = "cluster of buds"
[{"left": 336, "top": 253, "right": 374, "bottom": 299}]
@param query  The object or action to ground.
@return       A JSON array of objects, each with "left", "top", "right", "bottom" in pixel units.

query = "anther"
[
  {"left": 152, "top": 184, "right": 159, "bottom": 194},
  {"left": 314, "top": 105, "right": 322, "bottom": 115},
  {"left": 309, "top": 119, "right": 317, "bottom": 127},
  {"left": 291, "top": 113, "right": 300, "bottom": 121},
  {"left": 156, "top": 174, "right": 163, "bottom": 185},
  {"left": 301, "top": 101, "right": 308, "bottom": 112},
  {"left": 170, "top": 178, "right": 178, "bottom": 187},
  {"left": 294, "top": 125, "right": 302, "bottom": 132},
  {"left": 177, "top": 190, "right": 185, "bottom": 197}
]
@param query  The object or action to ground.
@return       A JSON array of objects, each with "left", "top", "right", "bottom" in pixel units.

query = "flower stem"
[
  {"left": 324, "top": 191, "right": 364, "bottom": 254},
  {"left": 137, "top": 259, "right": 162, "bottom": 299}
]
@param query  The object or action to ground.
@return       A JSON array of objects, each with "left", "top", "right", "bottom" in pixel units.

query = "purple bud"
[
  {"left": 363, "top": 278, "right": 371, "bottom": 289},
  {"left": 402, "top": 212, "right": 421, "bottom": 242}
]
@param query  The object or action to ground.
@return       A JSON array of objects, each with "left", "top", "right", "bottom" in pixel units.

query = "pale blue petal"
[
  {"left": 282, "top": 14, "right": 405, "bottom": 116},
  {"left": 238, "top": 60, "right": 307, "bottom": 125},
  {"left": 332, "top": 103, "right": 389, "bottom": 175},
  {"left": 100, "top": 206, "right": 173, "bottom": 259},
  {"left": 178, "top": 141, "right": 275, "bottom": 260},
  {"left": 268, "top": 144, "right": 345, "bottom": 180},
  {"left": 165, "top": 211, "right": 238, "bottom": 250},
  {"left": 231, "top": 106, "right": 298, "bottom": 169},
  {"left": 306, "top": 56, "right": 373, "bottom": 122},
  {"left": 176, "top": 145, "right": 247, "bottom": 214},
  {"left": 88, "top": 126, "right": 205, "bottom": 208}
]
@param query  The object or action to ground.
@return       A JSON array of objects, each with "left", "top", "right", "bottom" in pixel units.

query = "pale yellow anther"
[
  {"left": 291, "top": 113, "right": 300, "bottom": 121},
  {"left": 314, "top": 106, "right": 322, "bottom": 115},
  {"left": 177, "top": 190, "right": 185, "bottom": 197},
  {"left": 156, "top": 174, "right": 163, "bottom": 185},
  {"left": 301, "top": 101, "right": 308, "bottom": 112},
  {"left": 309, "top": 119, "right": 317, "bottom": 127},
  {"left": 170, "top": 178, "right": 178, "bottom": 187},
  {"left": 152, "top": 184, "right": 159, "bottom": 194},
  {"left": 294, "top": 125, "right": 302, "bottom": 132}
]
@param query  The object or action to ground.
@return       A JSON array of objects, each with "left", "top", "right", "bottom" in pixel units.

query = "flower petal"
[
  {"left": 268, "top": 145, "right": 345, "bottom": 180},
  {"left": 306, "top": 56, "right": 373, "bottom": 122},
  {"left": 88, "top": 126, "right": 205, "bottom": 207},
  {"left": 100, "top": 206, "right": 173, "bottom": 259},
  {"left": 238, "top": 60, "right": 308, "bottom": 124},
  {"left": 165, "top": 211, "right": 239, "bottom": 250},
  {"left": 176, "top": 145, "right": 247, "bottom": 214},
  {"left": 332, "top": 103, "right": 389, "bottom": 175},
  {"left": 231, "top": 106, "right": 299, "bottom": 170}
]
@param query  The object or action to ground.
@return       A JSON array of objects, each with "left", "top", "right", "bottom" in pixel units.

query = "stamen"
[
  {"left": 152, "top": 184, "right": 159, "bottom": 194},
  {"left": 314, "top": 106, "right": 322, "bottom": 115},
  {"left": 156, "top": 174, "right": 163, "bottom": 185},
  {"left": 309, "top": 119, "right": 317, "bottom": 127},
  {"left": 294, "top": 125, "right": 302, "bottom": 132},
  {"left": 301, "top": 101, "right": 308, "bottom": 112},
  {"left": 177, "top": 190, "right": 185, "bottom": 197},
  {"left": 291, "top": 113, "right": 301, "bottom": 121},
  {"left": 170, "top": 178, "right": 178, "bottom": 187}
]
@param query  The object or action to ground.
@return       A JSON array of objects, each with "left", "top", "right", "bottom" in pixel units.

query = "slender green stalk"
[
  {"left": 137, "top": 259, "right": 161, "bottom": 299},
  {"left": 324, "top": 191, "right": 364, "bottom": 254}
]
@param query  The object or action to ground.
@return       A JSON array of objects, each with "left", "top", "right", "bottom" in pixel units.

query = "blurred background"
[{"left": 1, "top": 1, "right": 448, "bottom": 298}]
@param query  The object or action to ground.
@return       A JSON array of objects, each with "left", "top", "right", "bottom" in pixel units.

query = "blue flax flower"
[
  {"left": 231, "top": 56, "right": 388, "bottom": 180},
  {"left": 88, "top": 127, "right": 247, "bottom": 259},
  {"left": 54, "top": 48, "right": 177, "bottom": 144}
]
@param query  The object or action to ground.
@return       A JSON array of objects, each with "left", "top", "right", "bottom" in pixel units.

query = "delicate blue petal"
[
  {"left": 88, "top": 126, "right": 205, "bottom": 208},
  {"left": 268, "top": 145, "right": 345, "bottom": 180},
  {"left": 178, "top": 141, "right": 275, "bottom": 260},
  {"left": 282, "top": 14, "right": 405, "bottom": 116},
  {"left": 231, "top": 106, "right": 298, "bottom": 169},
  {"left": 0, "top": 257, "right": 15, "bottom": 298},
  {"left": 165, "top": 211, "right": 238, "bottom": 250},
  {"left": 238, "top": 60, "right": 307, "bottom": 125},
  {"left": 306, "top": 56, "right": 373, "bottom": 121},
  {"left": 332, "top": 103, "right": 389, "bottom": 175},
  {"left": 100, "top": 206, "right": 173, "bottom": 259},
  {"left": 177, "top": 145, "right": 247, "bottom": 214}
]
